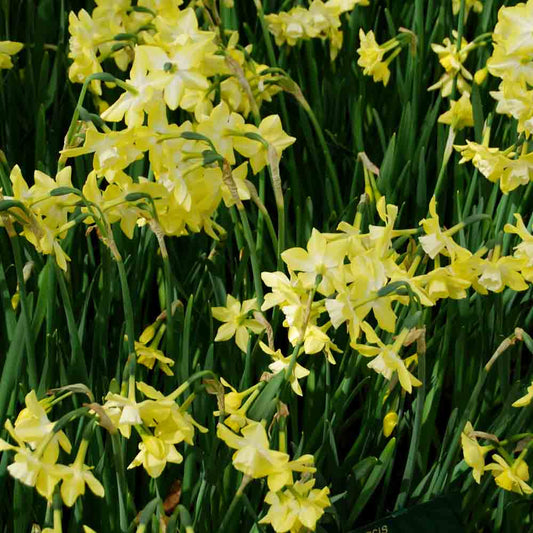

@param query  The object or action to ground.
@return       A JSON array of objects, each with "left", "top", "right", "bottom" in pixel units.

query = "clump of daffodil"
[
  {"left": 0, "top": 41, "right": 23, "bottom": 69},
  {"left": 266, "top": 0, "right": 369, "bottom": 61},
  {"left": 0, "top": 165, "right": 79, "bottom": 271},
  {"left": 258, "top": 192, "right": 533, "bottom": 401},
  {"left": 6, "top": 0, "right": 299, "bottom": 268},
  {"left": 0, "top": 390, "right": 105, "bottom": 510},
  {"left": 259, "top": 478, "right": 331, "bottom": 533},
  {"left": 103, "top": 377, "right": 207, "bottom": 479},
  {"left": 455, "top": 138, "right": 533, "bottom": 194},
  {"left": 212, "top": 295, "right": 265, "bottom": 352}
]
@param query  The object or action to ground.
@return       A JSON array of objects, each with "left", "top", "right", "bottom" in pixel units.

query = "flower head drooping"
[
  {"left": 353, "top": 325, "right": 422, "bottom": 393},
  {"left": 0, "top": 41, "right": 23, "bottom": 70},
  {"left": 485, "top": 455, "right": 533, "bottom": 495},
  {"left": 59, "top": 439, "right": 105, "bottom": 507},
  {"left": 438, "top": 92, "right": 474, "bottom": 131},
  {"left": 357, "top": 30, "right": 404, "bottom": 86},
  {"left": 461, "top": 422, "right": 491, "bottom": 483}
]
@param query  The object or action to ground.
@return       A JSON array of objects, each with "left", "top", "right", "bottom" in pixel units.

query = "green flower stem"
[
  {"left": 115, "top": 256, "right": 137, "bottom": 378},
  {"left": 236, "top": 206, "right": 264, "bottom": 305},
  {"left": 433, "top": 127, "right": 456, "bottom": 200},
  {"left": 427, "top": 330, "right": 515, "bottom": 497},
  {"left": 56, "top": 265, "right": 90, "bottom": 384},
  {"left": 170, "top": 369, "right": 218, "bottom": 399},
  {"left": 451, "top": 0, "right": 467, "bottom": 101},
  {"left": 111, "top": 431, "right": 130, "bottom": 533},
  {"left": 159, "top": 240, "right": 176, "bottom": 361},
  {"left": 9, "top": 234, "right": 37, "bottom": 389},
  {"left": 395, "top": 329, "right": 426, "bottom": 510},
  {"left": 219, "top": 476, "right": 251, "bottom": 533},
  {"left": 301, "top": 101, "right": 343, "bottom": 213},
  {"left": 52, "top": 489, "right": 63, "bottom": 533}
]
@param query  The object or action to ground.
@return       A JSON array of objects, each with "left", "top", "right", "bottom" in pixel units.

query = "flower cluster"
[
  {"left": 457, "top": 0, "right": 533, "bottom": 192},
  {"left": 217, "top": 419, "right": 330, "bottom": 532},
  {"left": 0, "top": 391, "right": 104, "bottom": 506},
  {"left": 210, "top": 196, "right": 532, "bottom": 395},
  {"left": 428, "top": 27, "right": 492, "bottom": 131},
  {"left": 1, "top": 1, "right": 296, "bottom": 271},
  {"left": 486, "top": 0, "right": 533, "bottom": 138},
  {"left": 104, "top": 377, "right": 207, "bottom": 478},
  {"left": 266, "top": 0, "right": 369, "bottom": 60},
  {"left": 0, "top": 166, "right": 79, "bottom": 270},
  {"left": 461, "top": 421, "right": 533, "bottom": 495}
]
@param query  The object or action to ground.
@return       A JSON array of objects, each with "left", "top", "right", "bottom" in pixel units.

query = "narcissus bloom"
[
  {"left": 357, "top": 30, "right": 399, "bottom": 86},
  {"left": 485, "top": 454, "right": 533, "bottom": 495},
  {"left": 59, "top": 439, "right": 105, "bottom": 507},
  {"left": 212, "top": 295, "right": 265, "bottom": 352},
  {"left": 461, "top": 422, "right": 491, "bottom": 483},
  {"left": 260, "top": 341, "right": 310, "bottom": 396},
  {"left": 216, "top": 421, "right": 289, "bottom": 479},
  {"left": 0, "top": 41, "right": 23, "bottom": 69},
  {"left": 128, "top": 434, "right": 183, "bottom": 478},
  {"left": 438, "top": 92, "right": 474, "bottom": 131},
  {"left": 353, "top": 326, "right": 422, "bottom": 393},
  {"left": 259, "top": 478, "right": 330, "bottom": 532}
]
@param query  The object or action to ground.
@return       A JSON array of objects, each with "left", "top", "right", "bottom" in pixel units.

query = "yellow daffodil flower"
[
  {"left": 135, "top": 341, "right": 175, "bottom": 376},
  {"left": 212, "top": 295, "right": 265, "bottom": 352},
  {"left": 59, "top": 439, "right": 105, "bottom": 507},
  {"left": 259, "top": 341, "right": 310, "bottom": 396},
  {"left": 128, "top": 433, "right": 183, "bottom": 478},
  {"left": 485, "top": 454, "right": 533, "bottom": 495},
  {"left": 461, "top": 422, "right": 491, "bottom": 483},
  {"left": 505, "top": 214, "right": 533, "bottom": 282},
  {"left": 0, "top": 420, "right": 64, "bottom": 501},
  {"left": 438, "top": 92, "right": 474, "bottom": 131},
  {"left": 353, "top": 326, "right": 422, "bottom": 393},
  {"left": 281, "top": 228, "right": 347, "bottom": 295},
  {"left": 0, "top": 41, "right": 23, "bottom": 69},
  {"left": 259, "top": 478, "right": 330, "bottom": 532},
  {"left": 216, "top": 421, "right": 289, "bottom": 479},
  {"left": 357, "top": 30, "right": 400, "bottom": 86}
]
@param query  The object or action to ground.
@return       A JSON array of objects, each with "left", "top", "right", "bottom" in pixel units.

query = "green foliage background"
[{"left": 1, "top": 0, "right": 533, "bottom": 532}]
